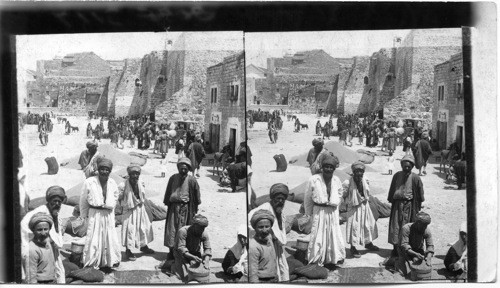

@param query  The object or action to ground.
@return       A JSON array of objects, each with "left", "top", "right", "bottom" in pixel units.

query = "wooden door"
[
  {"left": 437, "top": 121, "right": 447, "bottom": 150},
  {"left": 209, "top": 123, "right": 220, "bottom": 153}
]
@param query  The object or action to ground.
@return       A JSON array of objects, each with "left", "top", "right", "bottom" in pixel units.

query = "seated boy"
[
  {"left": 248, "top": 209, "right": 277, "bottom": 283},
  {"left": 26, "top": 212, "right": 58, "bottom": 284}
]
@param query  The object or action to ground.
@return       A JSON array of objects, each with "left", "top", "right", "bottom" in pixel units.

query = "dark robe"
[
  {"left": 306, "top": 147, "right": 319, "bottom": 166},
  {"left": 387, "top": 171, "right": 425, "bottom": 245},
  {"left": 163, "top": 174, "right": 200, "bottom": 248},
  {"left": 187, "top": 142, "right": 205, "bottom": 171},
  {"left": 413, "top": 139, "right": 432, "bottom": 169}
]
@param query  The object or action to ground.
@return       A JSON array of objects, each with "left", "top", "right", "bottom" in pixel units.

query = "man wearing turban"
[
  {"left": 164, "top": 157, "right": 201, "bottom": 260},
  {"left": 172, "top": 214, "right": 212, "bottom": 283},
  {"left": 26, "top": 212, "right": 57, "bottom": 284},
  {"left": 397, "top": 212, "right": 434, "bottom": 277},
  {"left": 306, "top": 138, "right": 324, "bottom": 167},
  {"left": 186, "top": 135, "right": 206, "bottom": 177},
  {"left": 21, "top": 186, "right": 67, "bottom": 283},
  {"left": 342, "top": 161, "right": 379, "bottom": 258},
  {"left": 412, "top": 131, "right": 432, "bottom": 176},
  {"left": 303, "top": 153, "right": 346, "bottom": 266},
  {"left": 118, "top": 164, "right": 154, "bottom": 261},
  {"left": 386, "top": 154, "right": 425, "bottom": 263},
  {"left": 248, "top": 183, "right": 289, "bottom": 281},
  {"left": 309, "top": 140, "right": 333, "bottom": 175},
  {"left": 249, "top": 210, "right": 277, "bottom": 283},
  {"left": 78, "top": 141, "right": 100, "bottom": 178},
  {"left": 80, "top": 157, "right": 121, "bottom": 269}
]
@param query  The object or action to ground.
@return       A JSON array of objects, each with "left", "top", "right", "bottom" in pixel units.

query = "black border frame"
[{"left": 1, "top": 1, "right": 476, "bottom": 283}]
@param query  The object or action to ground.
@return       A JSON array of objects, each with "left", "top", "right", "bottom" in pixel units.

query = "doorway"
[
  {"left": 455, "top": 125, "right": 463, "bottom": 155},
  {"left": 437, "top": 121, "right": 447, "bottom": 150},
  {"left": 209, "top": 123, "right": 220, "bottom": 153},
  {"left": 229, "top": 128, "right": 237, "bottom": 157}
]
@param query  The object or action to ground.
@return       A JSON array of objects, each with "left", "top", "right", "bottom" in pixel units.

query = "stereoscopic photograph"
[
  {"left": 16, "top": 31, "right": 247, "bottom": 284},
  {"left": 245, "top": 28, "right": 468, "bottom": 283}
]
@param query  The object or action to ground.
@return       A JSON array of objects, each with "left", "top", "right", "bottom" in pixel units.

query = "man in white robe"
[
  {"left": 304, "top": 152, "right": 346, "bottom": 265},
  {"left": 118, "top": 164, "right": 154, "bottom": 261},
  {"left": 80, "top": 157, "right": 121, "bottom": 269},
  {"left": 342, "top": 161, "right": 379, "bottom": 258},
  {"left": 248, "top": 183, "right": 289, "bottom": 282},
  {"left": 21, "top": 186, "right": 66, "bottom": 283}
]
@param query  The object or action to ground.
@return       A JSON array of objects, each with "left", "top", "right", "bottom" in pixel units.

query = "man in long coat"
[
  {"left": 78, "top": 141, "right": 101, "bottom": 178},
  {"left": 412, "top": 131, "right": 433, "bottom": 176},
  {"left": 163, "top": 157, "right": 201, "bottom": 260},
  {"left": 387, "top": 154, "right": 425, "bottom": 258},
  {"left": 186, "top": 136, "right": 205, "bottom": 177}
]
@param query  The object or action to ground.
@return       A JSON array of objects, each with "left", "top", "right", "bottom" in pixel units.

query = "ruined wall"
[
  {"left": 205, "top": 52, "right": 246, "bottom": 152},
  {"left": 337, "top": 56, "right": 370, "bottom": 114},
  {"left": 107, "top": 69, "right": 124, "bottom": 116},
  {"left": 113, "top": 59, "right": 142, "bottom": 117},
  {"left": 156, "top": 50, "right": 236, "bottom": 124},
  {"left": 357, "top": 49, "right": 393, "bottom": 114},
  {"left": 386, "top": 29, "right": 462, "bottom": 125}
]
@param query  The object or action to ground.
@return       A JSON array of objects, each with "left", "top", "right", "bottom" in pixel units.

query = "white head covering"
[
  {"left": 229, "top": 225, "right": 247, "bottom": 259},
  {"left": 450, "top": 221, "right": 467, "bottom": 257}
]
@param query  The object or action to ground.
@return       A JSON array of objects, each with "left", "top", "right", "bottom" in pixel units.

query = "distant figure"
[
  {"left": 86, "top": 123, "right": 93, "bottom": 138},
  {"left": 412, "top": 132, "right": 432, "bottom": 176},
  {"left": 186, "top": 136, "right": 206, "bottom": 178},
  {"left": 387, "top": 153, "right": 396, "bottom": 175},
  {"left": 315, "top": 120, "right": 322, "bottom": 136}
]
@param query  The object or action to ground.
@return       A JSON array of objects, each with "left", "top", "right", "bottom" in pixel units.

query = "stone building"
[
  {"left": 204, "top": 52, "right": 245, "bottom": 154},
  {"left": 154, "top": 33, "right": 238, "bottom": 125},
  {"left": 383, "top": 29, "right": 462, "bottom": 128},
  {"left": 245, "top": 64, "right": 267, "bottom": 106},
  {"left": 29, "top": 52, "right": 112, "bottom": 115},
  {"left": 432, "top": 53, "right": 465, "bottom": 153}
]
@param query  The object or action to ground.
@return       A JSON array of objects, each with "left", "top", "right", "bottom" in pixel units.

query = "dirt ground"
[
  {"left": 247, "top": 113, "right": 467, "bottom": 283},
  {"left": 19, "top": 115, "right": 247, "bottom": 284}
]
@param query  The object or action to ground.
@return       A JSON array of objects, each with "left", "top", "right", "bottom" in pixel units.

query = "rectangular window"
[
  {"left": 438, "top": 85, "right": 444, "bottom": 101},
  {"left": 234, "top": 85, "right": 239, "bottom": 101},
  {"left": 457, "top": 82, "right": 463, "bottom": 99},
  {"left": 210, "top": 87, "right": 218, "bottom": 103}
]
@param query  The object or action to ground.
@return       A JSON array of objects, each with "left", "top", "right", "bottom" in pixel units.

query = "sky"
[
  {"left": 16, "top": 32, "right": 171, "bottom": 71},
  {"left": 245, "top": 30, "right": 413, "bottom": 68}
]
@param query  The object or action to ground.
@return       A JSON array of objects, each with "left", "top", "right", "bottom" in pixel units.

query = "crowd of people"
[{"left": 20, "top": 112, "right": 250, "bottom": 284}]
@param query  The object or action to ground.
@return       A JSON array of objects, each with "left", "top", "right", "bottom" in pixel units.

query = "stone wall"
[
  {"left": 357, "top": 49, "right": 394, "bottom": 114},
  {"left": 432, "top": 53, "right": 464, "bottom": 150},
  {"left": 156, "top": 50, "right": 236, "bottom": 125},
  {"left": 386, "top": 29, "right": 462, "bottom": 126},
  {"left": 338, "top": 56, "right": 370, "bottom": 114},
  {"left": 205, "top": 52, "right": 246, "bottom": 152},
  {"left": 113, "top": 58, "right": 142, "bottom": 117}
]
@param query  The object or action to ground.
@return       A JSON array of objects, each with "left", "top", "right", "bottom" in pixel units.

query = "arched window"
[{"left": 364, "top": 76, "right": 369, "bottom": 84}]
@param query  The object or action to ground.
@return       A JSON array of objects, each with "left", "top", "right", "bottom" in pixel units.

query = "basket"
[
  {"left": 71, "top": 241, "right": 85, "bottom": 254},
  {"left": 187, "top": 263, "right": 210, "bottom": 283},
  {"left": 409, "top": 263, "right": 432, "bottom": 281}
]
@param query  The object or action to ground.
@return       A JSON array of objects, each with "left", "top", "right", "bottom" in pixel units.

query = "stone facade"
[
  {"left": 356, "top": 49, "right": 394, "bottom": 115},
  {"left": 204, "top": 52, "right": 245, "bottom": 153},
  {"left": 432, "top": 53, "right": 465, "bottom": 151},
  {"left": 384, "top": 29, "right": 462, "bottom": 128},
  {"left": 155, "top": 33, "right": 238, "bottom": 125},
  {"left": 29, "top": 52, "right": 112, "bottom": 113}
]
